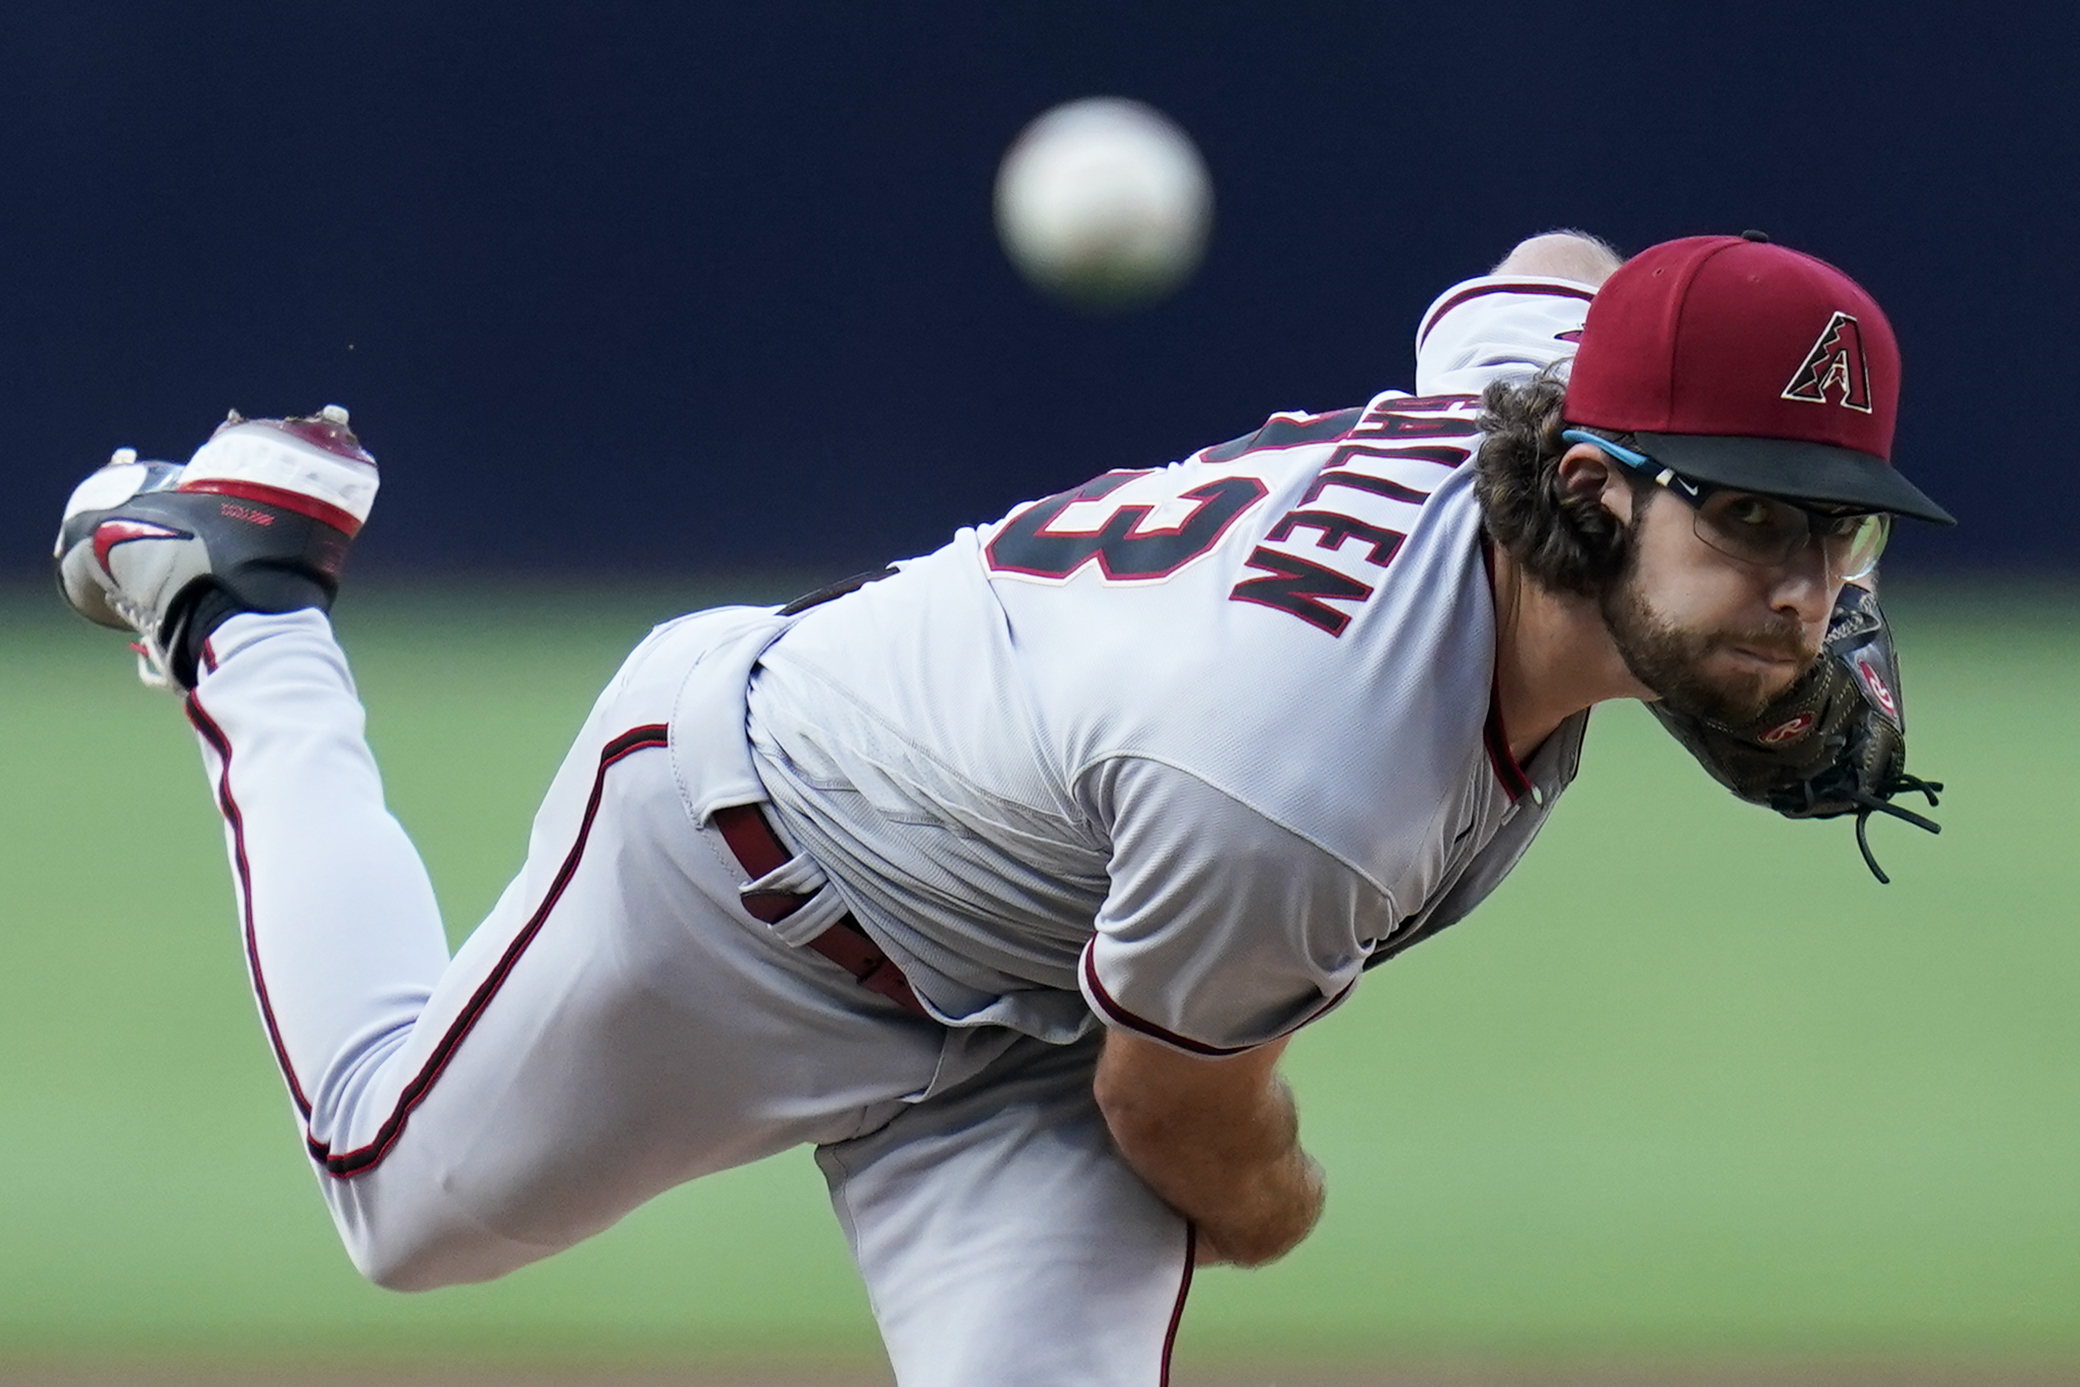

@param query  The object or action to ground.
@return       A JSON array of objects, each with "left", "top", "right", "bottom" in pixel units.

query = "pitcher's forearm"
[
  {"left": 1094, "top": 1035, "right": 1326, "bottom": 1267},
  {"left": 1490, "top": 229, "right": 1624, "bottom": 285},
  {"left": 1119, "top": 1111, "right": 1324, "bottom": 1266}
]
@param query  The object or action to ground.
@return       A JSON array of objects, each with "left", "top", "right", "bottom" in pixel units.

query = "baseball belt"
[{"left": 711, "top": 803, "right": 931, "bottom": 1020}]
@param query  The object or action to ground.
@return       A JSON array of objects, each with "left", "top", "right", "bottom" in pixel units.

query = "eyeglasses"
[{"left": 1559, "top": 430, "right": 1891, "bottom": 582}]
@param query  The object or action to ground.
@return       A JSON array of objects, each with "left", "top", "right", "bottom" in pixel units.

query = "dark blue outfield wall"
[{"left": 5, "top": 1, "right": 2074, "bottom": 580}]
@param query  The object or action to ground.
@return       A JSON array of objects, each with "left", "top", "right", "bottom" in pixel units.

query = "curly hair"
[{"left": 1473, "top": 365, "right": 1644, "bottom": 597}]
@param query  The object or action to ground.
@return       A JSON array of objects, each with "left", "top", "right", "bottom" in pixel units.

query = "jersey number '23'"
[{"left": 983, "top": 471, "right": 1267, "bottom": 582}]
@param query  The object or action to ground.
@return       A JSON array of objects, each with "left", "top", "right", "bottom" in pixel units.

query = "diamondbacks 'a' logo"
[{"left": 1781, "top": 311, "right": 1873, "bottom": 413}]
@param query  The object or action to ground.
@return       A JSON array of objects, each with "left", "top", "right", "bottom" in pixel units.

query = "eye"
[
  {"left": 1723, "top": 496, "right": 1775, "bottom": 528},
  {"left": 1821, "top": 513, "right": 1867, "bottom": 539}
]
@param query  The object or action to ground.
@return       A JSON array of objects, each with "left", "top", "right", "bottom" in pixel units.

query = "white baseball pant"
[{"left": 180, "top": 608, "right": 1195, "bottom": 1386}]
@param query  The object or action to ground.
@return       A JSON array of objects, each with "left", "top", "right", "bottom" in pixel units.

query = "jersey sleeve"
[
  {"left": 1413, "top": 274, "right": 1598, "bottom": 398},
  {"left": 1076, "top": 754, "right": 1389, "bottom": 1055}
]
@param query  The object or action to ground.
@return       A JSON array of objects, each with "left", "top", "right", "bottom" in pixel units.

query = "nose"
[{"left": 1768, "top": 537, "right": 1836, "bottom": 631}]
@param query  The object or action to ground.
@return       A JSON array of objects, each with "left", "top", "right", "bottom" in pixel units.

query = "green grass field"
[{"left": 1, "top": 579, "right": 2075, "bottom": 1378}]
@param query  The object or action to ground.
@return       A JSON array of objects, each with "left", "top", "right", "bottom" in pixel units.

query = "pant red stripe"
[
  {"left": 185, "top": 691, "right": 314, "bottom": 1117},
  {"left": 311, "top": 723, "right": 670, "bottom": 1177},
  {"left": 1159, "top": 1220, "right": 1197, "bottom": 1386}
]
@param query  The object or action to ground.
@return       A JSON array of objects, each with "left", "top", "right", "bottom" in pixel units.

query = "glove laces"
[{"left": 1847, "top": 774, "right": 1944, "bottom": 885}]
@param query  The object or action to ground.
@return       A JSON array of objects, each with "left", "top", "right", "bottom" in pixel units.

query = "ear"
[{"left": 1557, "top": 441, "right": 1636, "bottom": 525}]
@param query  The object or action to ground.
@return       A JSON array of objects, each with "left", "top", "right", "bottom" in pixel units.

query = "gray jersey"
[
  {"left": 745, "top": 274, "right": 1597, "bottom": 1052},
  {"left": 144, "top": 268, "right": 1608, "bottom": 1384}
]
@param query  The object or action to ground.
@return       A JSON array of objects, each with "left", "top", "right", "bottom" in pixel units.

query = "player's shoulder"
[
  {"left": 1414, "top": 272, "right": 1599, "bottom": 399},
  {"left": 1415, "top": 273, "right": 1598, "bottom": 349},
  {"left": 1186, "top": 390, "right": 1483, "bottom": 469}
]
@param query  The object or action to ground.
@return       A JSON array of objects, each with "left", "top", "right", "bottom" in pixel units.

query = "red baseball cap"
[{"left": 1565, "top": 233, "right": 1954, "bottom": 524}]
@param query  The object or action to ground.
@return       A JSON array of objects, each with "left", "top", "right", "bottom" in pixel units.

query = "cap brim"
[{"left": 1633, "top": 433, "right": 1956, "bottom": 525}]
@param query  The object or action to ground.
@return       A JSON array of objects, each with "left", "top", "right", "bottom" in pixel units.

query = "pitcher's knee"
[
  {"left": 332, "top": 1195, "right": 537, "bottom": 1293},
  {"left": 342, "top": 1225, "right": 459, "bottom": 1292}
]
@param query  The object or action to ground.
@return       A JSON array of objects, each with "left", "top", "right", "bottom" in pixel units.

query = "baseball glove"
[{"left": 1647, "top": 584, "right": 1943, "bottom": 883}]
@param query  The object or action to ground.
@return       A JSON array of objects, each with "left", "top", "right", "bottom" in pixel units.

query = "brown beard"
[{"left": 1598, "top": 544, "right": 1818, "bottom": 726}]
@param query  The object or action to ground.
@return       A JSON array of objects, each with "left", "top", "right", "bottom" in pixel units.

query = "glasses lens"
[
  {"left": 1831, "top": 511, "right": 1891, "bottom": 580},
  {"left": 1691, "top": 492, "right": 1812, "bottom": 567},
  {"left": 1690, "top": 491, "right": 1891, "bottom": 579}
]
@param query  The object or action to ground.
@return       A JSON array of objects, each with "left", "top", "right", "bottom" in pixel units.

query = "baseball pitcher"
[{"left": 52, "top": 229, "right": 1952, "bottom": 1385}]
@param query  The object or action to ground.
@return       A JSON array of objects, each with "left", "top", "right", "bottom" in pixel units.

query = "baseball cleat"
[{"left": 54, "top": 405, "right": 378, "bottom": 690}]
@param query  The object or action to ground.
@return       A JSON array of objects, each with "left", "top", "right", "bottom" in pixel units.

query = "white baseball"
[{"left": 994, "top": 97, "right": 1213, "bottom": 310}]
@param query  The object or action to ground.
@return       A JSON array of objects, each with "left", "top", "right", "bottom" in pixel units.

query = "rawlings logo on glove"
[{"left": 1648, "top": 584, "right": 1943, "bottom": 883}]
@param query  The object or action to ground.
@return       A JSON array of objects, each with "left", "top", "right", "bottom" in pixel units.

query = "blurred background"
[{"left": 2, "top": 2, "right": 2075, "bottom": 1383}]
